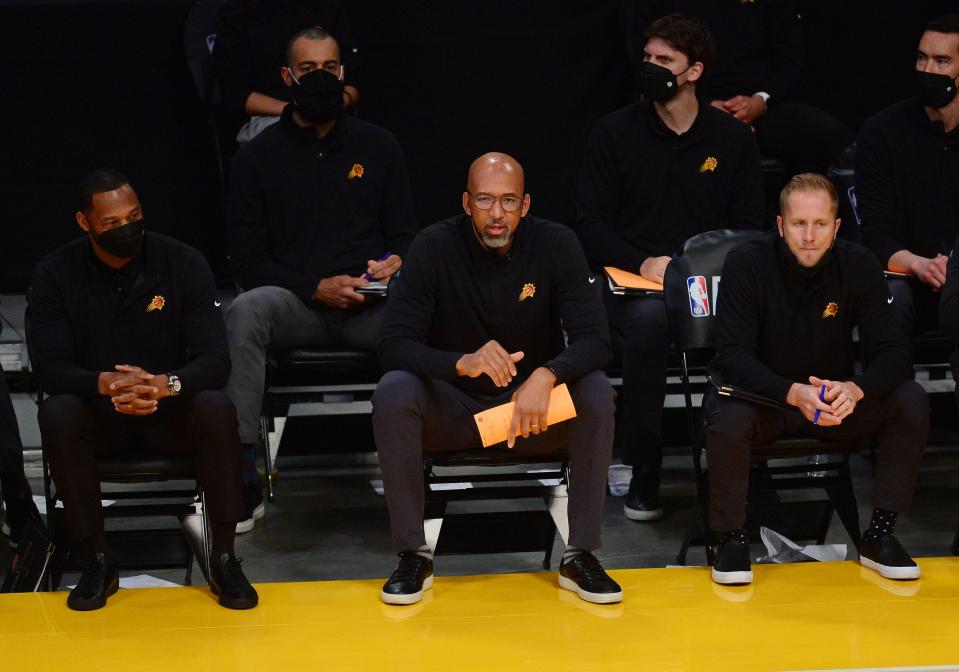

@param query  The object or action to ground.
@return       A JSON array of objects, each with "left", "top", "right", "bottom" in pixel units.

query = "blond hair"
[{"left": 779, "top": 173, "right": 839, "bottom": 218}]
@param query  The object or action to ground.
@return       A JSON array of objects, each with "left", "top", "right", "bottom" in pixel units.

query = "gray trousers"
[
  {"left": 224, "top": 285, "right": 385, "bottom": 443},
  {"left": 371, "top": 369, "right": 615, "bottom": 553}
]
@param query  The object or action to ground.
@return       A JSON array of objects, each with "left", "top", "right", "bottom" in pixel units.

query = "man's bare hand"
[
  {"left": 809, "top": 376, "right": 863, "bottom": 421},
  {"left": 506, "top": 367, "right": 556, "bottom": 448},
  {"left": 99, "top": 364, "right": 152, "bottom": 396},
  {"left": 366, "top": 255, "right": 402, "bottom": 283},
  {"left": 910, "top": 254, "right": 949, "bottom": 289},
  {"left": 312, "top": 275, "right": 367, "bottom": 309},
  {"left": 786, "top": 382, "right": 840, "bottom": 426},
  {"left": 639, "top": 256, "right": 671, "bottom": 284},
  {"left": 456, "top": 340, "right": 524, "bottom": 388},
  {"left": 111, "top": 390, "right": 158, "bottom": 415}
]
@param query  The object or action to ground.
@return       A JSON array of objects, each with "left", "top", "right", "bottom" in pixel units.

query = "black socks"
[{"left": 863, "top": 507, "right": 898, "bottom": 543}]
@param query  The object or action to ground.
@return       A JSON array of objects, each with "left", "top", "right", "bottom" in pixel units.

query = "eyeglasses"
[{"left": 470, "top": 193, "right": 523, "bottom": 212}]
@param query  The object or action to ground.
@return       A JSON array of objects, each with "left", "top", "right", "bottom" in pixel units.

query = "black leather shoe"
[
  {"left": 558, "top": 552, "right": 623, "bottom": 604},
  {"left": 67, "top": 553, "right": 119, "bottom": 611},
  {"left": 623, "top": 474, "right": 663, "bottom": 521},
  {"left": 210, "top": 553, "right": 259, "bottom": 609},
  {"left": 711, "top": 538, "right": 753, "bottom": 585},
  {"left": 381, "top": 551, "right": 433, "bottom": 605},
  {"left": 859, "top": 534, "right": 920, "bottom": 580}
]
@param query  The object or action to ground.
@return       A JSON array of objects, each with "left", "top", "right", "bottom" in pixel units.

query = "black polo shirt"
[
  {"left": 228, "top": 106, "right": 417, "bottom": 302},
  {"left": 378, "top": 214, "right": 611, "bottom": 399},
  {"left": 711, "top": 231, "right": 912, "bottom": 404},
  {"left": 575, "top": 100, "right": 764, "bottom": 273},
  {"left": 856, "top": 96, "right": 959, "bottom": 267},
  {"left": 29, "top": 233, "right": 230, "bottom": 398}
]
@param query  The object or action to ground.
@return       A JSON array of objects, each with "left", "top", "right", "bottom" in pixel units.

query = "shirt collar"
[
  {"left": 645, "top": 99, "right": 703, "bottom": 141},
  {"left": 279, "top": 104, "right": 349, "bottom": 148}
]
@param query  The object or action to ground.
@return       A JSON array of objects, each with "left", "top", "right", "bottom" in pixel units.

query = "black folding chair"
[{"left": 664, "top": 230, "right": 862, "bottom": 565}]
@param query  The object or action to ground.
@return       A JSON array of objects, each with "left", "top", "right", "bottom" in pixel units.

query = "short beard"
[{"left": 481, "top": 228, "right": 512, "bottom": 248}]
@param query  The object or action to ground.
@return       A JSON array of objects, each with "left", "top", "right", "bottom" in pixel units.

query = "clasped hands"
[
  {"left": 786, "top": 376, "right": 864, "bottom": 426},
  {"left": 98, "top": 364, "right": 170, "bottom": 416},
  {"left": 455, "top": 339, "right": 557, "bottom": 448}
]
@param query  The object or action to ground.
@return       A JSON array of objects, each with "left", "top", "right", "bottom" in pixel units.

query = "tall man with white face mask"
[{"left": 576, "top": 13, "right": 763, "bottom": 522}]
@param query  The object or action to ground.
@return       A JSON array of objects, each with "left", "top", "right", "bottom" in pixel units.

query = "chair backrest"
[
  {"left": 183, "top": 0, "right": 226, "bottom": 106},
  {"left": 664, "top": 229, "right": 764, "bottom": 352},
  {"left": 826, "top": 142, "right": 860, "bottom": 242}
]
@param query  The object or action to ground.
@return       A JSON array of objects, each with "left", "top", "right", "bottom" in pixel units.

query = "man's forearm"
[
  {"left": 244, "top": 91, "right": 287, "bottom": 117},
  {"left": 887, "top": 249, "right": 919, "bottom": 274}
]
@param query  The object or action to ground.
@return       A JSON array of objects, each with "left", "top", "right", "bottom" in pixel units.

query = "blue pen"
[
  {"left": 812, "top": 384, "right": 826, "bottom": 425},
  {"left": 362, "top": 251, "right": 393, "bottom": 281}
]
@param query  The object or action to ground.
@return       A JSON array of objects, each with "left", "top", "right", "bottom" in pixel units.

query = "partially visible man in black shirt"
[
  {"left": 628, "top": 0, "right": 852, "bottom": 175},
  {"left": 857, "top": 15, "right": 959, "bottom": 361},
  {"left": 373, "top": 153, "right": 622, "bottom": 606},
  {"left": 708, "top": 174, "right": 927, "bottom": 587},
  {"left": 225, "top": 27, "right": 416, "bottom": 531},
  {"left": 30, "top": 170, "right": 257, "bottom": 611},
  {"left": 576, "top": 13, "right": 763, "bottom": 523}
]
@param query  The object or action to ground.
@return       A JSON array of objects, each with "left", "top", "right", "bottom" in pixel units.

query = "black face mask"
[
  {"left": 916, "top": 70, "right": 958, "bottom": 109},
  {"left": 91, "top": 219, "right": 145, "bottom": 259},
  {"left": 288, "top": 68, "right": 344, "bottom": 123},
  {"left": 638, "top": 61, "right": 688, "bottom": 102}
]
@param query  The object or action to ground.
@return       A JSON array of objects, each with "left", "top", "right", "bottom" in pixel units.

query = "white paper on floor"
[
  {"left": 756, "top": 526, "right": 846, "bottom": 564},
  {"left": 67, "top": 574, "right": 181, "bottom": 590},
  {"left": 32, "top": 495, "right": 114, "bottom": 516},
  {"left": 607, "top": 464, "right": 631, "bottom": 497}
]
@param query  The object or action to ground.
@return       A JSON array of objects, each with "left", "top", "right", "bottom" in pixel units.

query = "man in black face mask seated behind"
[
  {"left": 707, "top": 173, "right": 928, "bottom": 586},
  {"left": 576, "top": 13, "right": 763, "bottom": 523},
  {"left": 856, "top": 14, "right": 959, "bottom": 367},
  {"left": 30, "top": 170, "right": 257, "bottom": 611},
  {"left": 225, "top": 26, "right": 416, "bottom": 530}
]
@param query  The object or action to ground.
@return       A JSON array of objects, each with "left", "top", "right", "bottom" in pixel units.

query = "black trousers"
[
  {"left": 0, "top": 371, "right": 24, "bottom": 476},
  {"left": 604, "top": 292, "right": 668, "bottom": 474},
  {"left": 371, "top": 370, "right": 615, "bottom": 553},
  {"left": 38, "top": 391, "right": 244, "bottom": 541},
  {"left": 887, "top": 278, "right": 959, "bottom": 375},
  {"left": 704, "top": 381, "right": 928, "bottom": 533},
  {"left": 755, "top": 102, "right": 853, "bottom": 175}
]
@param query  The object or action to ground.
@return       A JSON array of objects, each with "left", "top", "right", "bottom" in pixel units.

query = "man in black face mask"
[
  {"left": 29, "top": 170, "right": 257, "bottom": 612},
  {"left": 856, "top": 15, "right": 959, "bottom": 366},
  {"left": 707, "top": 173, "right": 928, "bottom": 587},
  {"left": 225, "top": 27, "right": 416, "bottom": 530},
  {"left": 576, "top": 13, "right": 763, "bottom": 522}
]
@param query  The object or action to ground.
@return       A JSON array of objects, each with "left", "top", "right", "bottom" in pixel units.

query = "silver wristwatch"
[{"left": 167, "top": 373, "right": 182, "bottom": 396}]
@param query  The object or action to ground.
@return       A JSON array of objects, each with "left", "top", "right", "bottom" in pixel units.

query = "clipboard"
[
  {"left": 604, "top": 266, "right": 664, "bottom": 297},
  {"left": 473, "top": 383, "right": 577, "bottom": 448},
  {"left": 708, "top": 375, "right": 791, "bottom": 411}
]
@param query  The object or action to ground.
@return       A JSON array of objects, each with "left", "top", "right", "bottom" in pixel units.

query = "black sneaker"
[
  {"left": 236, "top": 482, "right": 265, "bottom": 534},
  {"left": 67, "top": 552, "right": 119, "bottom": 611},
  {"left": 381, "top": 551, "right": 433, "bottom": 605},
  {"left": 711, "top": 538, "right": 753, "bottom": 585},
  {"left": 558, "top": 552, "right": 623, "bottom": 604},
  {"left": 859, "top": 534, "right": 920, "bottom": 580},
  {"left": 210, "top": 553, "right": 259, "bottom": 609},
  {"left": 623, "top": 474, "right": 663, "bottom": 521}
]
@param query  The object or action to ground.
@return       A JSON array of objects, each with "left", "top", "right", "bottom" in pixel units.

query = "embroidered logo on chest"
[
  {"left": 519, "top": 283, "right": 536, "bottom": 302},
  {"left": 348, "top": 163, "right": 365, "bottom": 179},
  {"left": 699, "top": 156, "right": 718, "bottom": 173},
  {"left": 146, "top": 295, "right": 166, "bottom": 312},
  {"left": 822, "top": 301, "right": 839, "bottom": 318}
]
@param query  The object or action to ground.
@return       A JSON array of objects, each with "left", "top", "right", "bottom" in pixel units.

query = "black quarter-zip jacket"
[
  {"left": 29, "top": 233, "right": 231, "bottom": 398},
  {"left": 228, "top": 106, "right": 417, "bottom": 302},
  {"left": 576, "top": 100, "right": 764, "bottom": 272},
  {"left": 710, "top": 231, "right": 912, "bottom": 404},
  {"left": 856, "top": 96, "right": 959, "bottom": 267},
  {"left": 378, "top": 214, "right": 612, "bottom": 398}
]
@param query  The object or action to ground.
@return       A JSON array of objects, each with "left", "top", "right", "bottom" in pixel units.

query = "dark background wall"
[{"left": 0, "top": 0, "right": 955, "bottom": 290}]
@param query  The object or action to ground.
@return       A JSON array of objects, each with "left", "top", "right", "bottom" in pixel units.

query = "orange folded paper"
[
  {"left": 473, "top": 384, "right": 577, "bottom": 448},
  {"left": 604, "top": 266, "right": 664, "bottom": 292}
]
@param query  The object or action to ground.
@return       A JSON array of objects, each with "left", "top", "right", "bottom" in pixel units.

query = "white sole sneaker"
[
  {"left": 623, "top": 505, "right": 663, "bottom": 522},
  {"left": 235, "top": 501, "right": 266, "bottom": 535},
  {"left": 558, "top": 575, "right": 624, "bottom": 604},
  {"left": 711, "top": 567, "right": 753, "bottom": 585},
  {"left": 859, "top": 556, "right": 921, "bottom": 580},
  {"left": 381, "top": 575, "right": 433, "bottom": 605}
]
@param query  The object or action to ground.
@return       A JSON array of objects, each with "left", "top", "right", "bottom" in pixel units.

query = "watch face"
[{"left": 171, "top": 378, "right": 182, "bottom": 393}]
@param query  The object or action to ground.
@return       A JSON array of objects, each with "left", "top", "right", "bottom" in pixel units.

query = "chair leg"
[
  {"left": 951, "top": 522, "right": 959, "bottom": 556},
  {"left": 827, "top": 461, "right": 861, "bottom": 552},
  {"left": 200, "top": 490, "right": 211, "bottom": 583},
  {"left": 259, "top": 413, "right": 276, "bottom": 503}
]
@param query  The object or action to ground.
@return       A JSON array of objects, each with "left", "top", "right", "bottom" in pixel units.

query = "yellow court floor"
[{"left": 3, "top": 558, "right": 959, "bottom": 672}]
